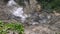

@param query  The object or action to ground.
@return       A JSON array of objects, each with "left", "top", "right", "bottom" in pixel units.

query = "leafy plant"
[
  {"left": 0, "top": 20, "right": 24, "bottom": 34},
  {"left": 37, "top": 0, "right": 60, "bottom": 13}
]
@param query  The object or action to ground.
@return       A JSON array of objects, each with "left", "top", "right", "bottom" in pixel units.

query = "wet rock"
[{"left": 0, "top": 0, "right": 60, "bottom": 34}]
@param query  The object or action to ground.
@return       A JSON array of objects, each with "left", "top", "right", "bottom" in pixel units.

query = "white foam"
[
  {"left": 13, "top": 7, "right": 28, "bottom": 22},
  {"left": 7, "top": 0, "right": 16, "bottom": 6},
  {"left": 13, "top": 7, "right": 23, "bottom": 17},
  {"left": 7, "top": 0, "right": 28, "bottom": 22}
]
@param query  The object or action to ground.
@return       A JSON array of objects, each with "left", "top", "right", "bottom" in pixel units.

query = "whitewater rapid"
[
  {"left": 7, "top": 0, "right": 28, "bottom": 22},
  {"left": 6, "top": 0, "right": 52, "bottom": 25}
]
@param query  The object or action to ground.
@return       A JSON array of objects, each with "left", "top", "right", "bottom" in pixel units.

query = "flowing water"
[
  {"left": 7, "top": 0, "right": 28, "bottom": 22},
  {"left": 6, "top": 0, "right": 52, "bottom": 24},
  {"left": 6, "top": 0, "right": 59, "bottom": 25},
  {"left": 0, "top": 0, "right": 60, "bottom": 34}
]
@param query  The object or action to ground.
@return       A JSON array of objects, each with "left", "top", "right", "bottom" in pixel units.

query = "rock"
[
  {"left": 0, "top": 0, "right": 60, "bottom": 34},
  {"left": 24, "top": 25, "right": 56, "bottom": 34}
]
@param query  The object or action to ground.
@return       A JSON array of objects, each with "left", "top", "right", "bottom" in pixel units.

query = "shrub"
[
  {"left": 37, "top": 0, "right": 60, "bottom": 13},
  {"left": 0, "top": 20, "right": 24, "bottom": 34}
]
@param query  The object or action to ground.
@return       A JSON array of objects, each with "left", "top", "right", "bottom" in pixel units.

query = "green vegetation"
[
  {"left": 37, "top": 0, "right": 60, "bottom": 13},
  {"left": 0, "top": 20, "right": 24, "bottom": 34},
  {"left": 2, "top": 0, "right": 60, "bottom": 13}
]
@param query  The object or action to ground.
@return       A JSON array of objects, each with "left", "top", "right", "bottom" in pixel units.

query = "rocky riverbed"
[{"left": 0, "top": 0, "right": 60, "bottom": 34}]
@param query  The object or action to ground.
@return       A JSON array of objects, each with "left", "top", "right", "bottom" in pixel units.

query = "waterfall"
[
  {"left": 7, "top": 0, "right": 28, "bottom": 22},
  {"left": 7, "top": 0, "right": 16, "bottom": 6},
  {"left": 6, "top": 0, "right": 52, "bottom": 24}
]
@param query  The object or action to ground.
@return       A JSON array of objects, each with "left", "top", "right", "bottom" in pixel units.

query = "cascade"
[{"left": 7, "top": 0, "right": 28, "bottom": 22}]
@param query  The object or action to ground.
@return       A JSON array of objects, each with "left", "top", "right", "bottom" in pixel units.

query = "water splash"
[
  {"left": 7, "top": 0, "right": 28, "bottom": 22},
  {"left": 13, "top": 7, "right": 28, "bottom": 22},
  {"left": 7, "top": 0, "right": 16, "bottom": 6},
  {"left": 6, "top": 0, "right": 52, "bottom": 24}
]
